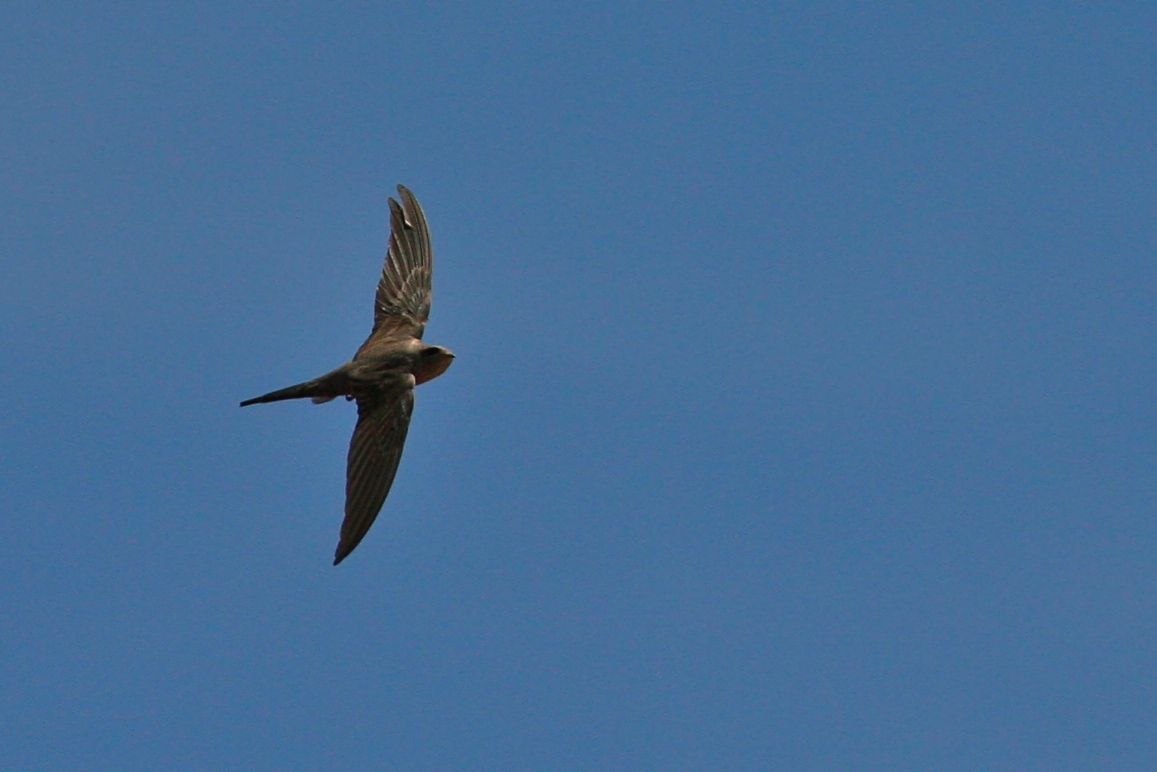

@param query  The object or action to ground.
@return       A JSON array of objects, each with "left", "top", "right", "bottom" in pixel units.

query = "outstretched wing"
[
  {"left": 370, "top": 185, "right": 432, "bottom": 341},
  {"left": 334, "top": 386, "right": 415, "bottom": 565}
]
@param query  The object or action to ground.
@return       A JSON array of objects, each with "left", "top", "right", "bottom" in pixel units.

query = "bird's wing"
[
  {"left": 334, "top": 385, "right": 415, "bottom": 565},
  {"left": 370, "top": 185, "right": 432, "bottom": 341}
]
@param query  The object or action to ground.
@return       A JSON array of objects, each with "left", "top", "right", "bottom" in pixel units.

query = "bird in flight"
[{"left": 241, "top": 185, "right": 454, "bottom": 565}]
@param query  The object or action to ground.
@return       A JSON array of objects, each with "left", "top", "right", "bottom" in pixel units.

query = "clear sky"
[{"left": 3, "top": 3, "right": 1155, "bottom": 769}]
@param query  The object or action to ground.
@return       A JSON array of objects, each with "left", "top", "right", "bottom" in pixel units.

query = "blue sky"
[{"left": 3, "top": 2, "right": 1155, "bottom": 769}]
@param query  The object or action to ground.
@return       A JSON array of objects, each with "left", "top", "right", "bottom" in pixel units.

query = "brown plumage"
[{"left": 240, "top": 186, "right": 454, "bottom": 565}]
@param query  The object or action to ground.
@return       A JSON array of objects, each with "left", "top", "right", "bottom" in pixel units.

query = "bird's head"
[{"left": 414, "top": 344, "right": 455, "bottom": 384}]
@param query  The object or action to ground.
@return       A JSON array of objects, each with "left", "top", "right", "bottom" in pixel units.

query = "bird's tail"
[{"left": 240, "top": 367, "right": 350, "bottom": 407}]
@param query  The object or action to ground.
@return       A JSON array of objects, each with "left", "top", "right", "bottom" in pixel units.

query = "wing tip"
[
  {"left": 393, "top": 184, "right": 424, "bottom": 227},
  {"left": 390, "top": 183, "right": 414, "bottom": 210}
]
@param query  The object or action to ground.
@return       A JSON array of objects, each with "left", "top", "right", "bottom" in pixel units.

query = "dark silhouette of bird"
[{"left": 241, "top": 185, "right": 454, "bottom": 565}]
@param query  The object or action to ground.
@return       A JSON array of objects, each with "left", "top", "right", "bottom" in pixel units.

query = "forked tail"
[{"left": 240, "top": 364, "right": 353, "bottom": 407}]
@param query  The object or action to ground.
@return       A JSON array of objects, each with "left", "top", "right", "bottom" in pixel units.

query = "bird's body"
[{"left": 241, "top": 186, "right": 453, "bottom": 565}]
